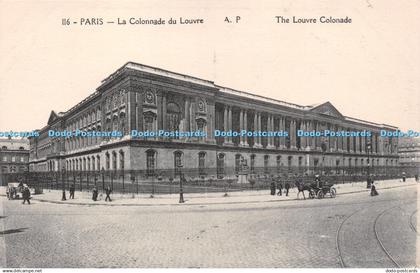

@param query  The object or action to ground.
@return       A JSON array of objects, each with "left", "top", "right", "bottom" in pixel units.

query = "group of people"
[
  {"left": 91, "top": 186, "right": 112, "bottom": 202},
  {"left": 270, "top": 179, "right": 291, "bottom": 196},
  {"left": 58, "top": 184, "right": 112, "bottom": 202}
]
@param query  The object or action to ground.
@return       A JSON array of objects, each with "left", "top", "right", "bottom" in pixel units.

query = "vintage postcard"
[{"left": 0, "top": 0, "right": 419, "bottom": 272}]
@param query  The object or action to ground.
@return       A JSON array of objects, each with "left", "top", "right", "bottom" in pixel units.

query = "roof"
[
  {"left": 39, "top": 61, "right": 398, "bottom": 130},
  {"left": 0, "top": 138, "right": 30, "bottom": 150}
]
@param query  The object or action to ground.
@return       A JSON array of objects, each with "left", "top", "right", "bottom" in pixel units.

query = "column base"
[
  {"left": 266, "top": 145, "right": 275, "bottom": 149},
  {"left": 239, "top": 142, "right": 249, "bottom": 148},
  {"left": 223, "top": 142, "right": 235, "bottom": 147},
  {"left": 253, "top": 144, "right": 263, "bottom": 149}
]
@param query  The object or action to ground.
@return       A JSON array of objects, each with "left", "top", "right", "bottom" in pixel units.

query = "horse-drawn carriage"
[
  {"left": 295, "top": 179, "right": 337, "bottom": 199},
  {"left": 308, "top": 182, "right": 336, "bottom": 199}
]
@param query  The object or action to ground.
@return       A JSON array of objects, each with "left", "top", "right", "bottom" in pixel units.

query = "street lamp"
[
  {"left": 366, "top": 140, "right": 372, "bottom": 188},
  {"left": 61, "top": 167, "right": 67, "bottom": 201},
  {"left": 179, "top": 164, "right": 184, "bottom": 203}
]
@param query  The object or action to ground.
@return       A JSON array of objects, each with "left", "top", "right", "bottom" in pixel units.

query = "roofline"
[{"left": 33, "top": 61, "right": 399, "bottom": 131}]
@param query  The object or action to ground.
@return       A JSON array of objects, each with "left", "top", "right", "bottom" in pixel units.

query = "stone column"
[
  {"left": 278, "top": 117, "right": 284, "bottom": 149},
  {"left": 309, "top": 120, "right": 315, "bottom": 150},
  {"left": 343, "top": 130, "right": 348, "bottom": 152},
  {"left": 228, "top": 107, "right": 233, "bottom": 143},
  {"left": 355, "top": 134, "right": 360, "bottom": 153},
  {"left": 349, "top": 133, "right": 354, "bottom": 152},
  {"left": 290, "top": 119, "right": 297, "bottom": 149},
  {"left": 239, "top": 109, "right": 244, "bottom": 145},
  {"left": 337, "top": 126, "right": 342, "bottom": 152},
  {"left": 300, "top": 120, "right": 306, "bottom": 149},
  {"left": 361, "top": 135, "right": 366, "bottom": 153},
  {"left": 372, "top": 133, "right": 377, "bottom": 154},
  {"left": 223, "top": 105, "right": 229, "bottom": 144},
  {"left": 162, "top": 93, "right": 167, "bottom": 130},
  {"left": 315, "top": 122, "right": 321, "bottom": 150},
  {"left": 243, "top": 110, "right": 248, "bottom": 147},
  {"left": 258, "top": 113, "right": 262, "bottom": 147},
  {"left": 253, "top": 112, "right": 259, "bottom": 147},
  {"left": 267, "top": 115, "right": 274, "bottom": 149},
  {"left": 184, "top": 98, "right": 190, "bottom": 131}
]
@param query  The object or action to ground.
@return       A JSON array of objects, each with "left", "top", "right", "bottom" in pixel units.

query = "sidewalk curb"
[{"left": 17, "top": 182, "right": 417, "bottom": 207}]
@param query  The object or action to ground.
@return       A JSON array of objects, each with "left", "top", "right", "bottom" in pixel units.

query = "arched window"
[
  {"left": 146, "top": 149, "right": 156, "bottom": 177},
  {"left": 112, "top": 151, "right": 117, "bottom": 170},
  {"left": 174, "top": 151, "right": 183, "bottom": 177},
  {"left": 92, "top": 156, "right": 96, "bottom": 171},
  {"left": 276, "top": 155, "right": 282, "bottom": 172},
  {"left": 264, "top": 155, "right": 269, "bottom": 173},
  {"left": 119, "top": 150, "right": 125, "bottom": 170},
  {"left": 250, "top": 154, "right": 256, "bottom": 173},
  {"left": 198, "top": 152, "right": 206, "bottom": 175},
  {"left": 235, "top": 154, "right": 242, "bottom": 174},
  {"left": 106, "top": 152, "right": 110, "bottom": 170},
  {"left": 97, "top": 155, "right": 101, "bottom": 170},
  {"left": 19, "top": 146, "right": 25, "bottom": 150},
  {"left": 217, "top": 153, "right": 225, "bottom": 178},
  {"left": 287, "top": 156, "right": 293, "bottom": 169}
]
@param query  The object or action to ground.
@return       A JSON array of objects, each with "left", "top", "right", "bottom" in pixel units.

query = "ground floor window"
[{"left": 146, "top": 150, "right": 156, "bottom": 177}]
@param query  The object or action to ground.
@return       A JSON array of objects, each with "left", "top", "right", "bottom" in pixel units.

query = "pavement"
[
  {"left": 0, "top": 179, "right": 418, "bottom": 267},
  {"left": 1, "top": 178, "right": 417, "bottom": 206}
]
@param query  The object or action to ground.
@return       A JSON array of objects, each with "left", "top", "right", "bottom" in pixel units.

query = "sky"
[{"left": 0, "top": 0, "right": 419, "bottom": 131}]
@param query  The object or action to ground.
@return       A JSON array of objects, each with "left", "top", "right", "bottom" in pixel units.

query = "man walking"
[
  {"left": 92, "top": 186, "right": 98, "bottom": 201},
  {"left": 69, "top": 184, "right": 75, "bottom": 199},
  {"left": 22, "top": 186, "right": 31, "bottom": 204},
  {"left": 105, "top": 186, "right": 112, "bottom": 202},
  {"left": 284, "top": 180, "right": 290, "bottom": 197},
  {"left": 276, "top": 176, "right": 283, "bottom": 196}
]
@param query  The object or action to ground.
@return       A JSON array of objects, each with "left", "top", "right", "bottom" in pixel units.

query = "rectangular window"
[{"left": 147, "top": 151, "right": 156, "bottom": 177}]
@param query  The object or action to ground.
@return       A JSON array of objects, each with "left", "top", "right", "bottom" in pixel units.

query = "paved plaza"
[{"left": 0, "top": 179, "right": 418, "bottom": 268}]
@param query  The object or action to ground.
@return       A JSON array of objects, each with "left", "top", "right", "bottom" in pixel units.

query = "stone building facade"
[
  {"left": 29, "top": 62, "right": 399, "bottom": 178},
  {"left": 398, "top": 136, "right": 420, "bottom": 169},
  {"left": 0, "top": 137, "right": 29, "bottom": 174}
]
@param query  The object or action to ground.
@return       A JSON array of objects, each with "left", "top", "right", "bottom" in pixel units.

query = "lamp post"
[
  {"left": 61, "top": 167, "right": 66, "bottom": 201},
  {"left": 179, "top": 164, "right": 184, "bottom": 203},
  {"left": 366, "top": 140, "right": 372, "bottom": 189}
]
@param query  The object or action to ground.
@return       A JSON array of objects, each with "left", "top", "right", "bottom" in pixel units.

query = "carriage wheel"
[
  {"left": 317, "top": 190, "right": 324, "bottom": 199},
  {"left": 330, "top": 188, "right": 336, "bottom": 198},
  {"left": 309, "top": 190, "right": 315, "bottom": 199}
]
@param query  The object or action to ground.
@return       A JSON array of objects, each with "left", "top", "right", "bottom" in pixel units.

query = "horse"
[{"left": 295, "top": 180, "right": 313, "bottom": 200}]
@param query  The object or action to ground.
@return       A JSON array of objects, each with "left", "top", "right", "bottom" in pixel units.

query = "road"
[{"left": 0, "top": 184, "right": 418, "bottom": 268}]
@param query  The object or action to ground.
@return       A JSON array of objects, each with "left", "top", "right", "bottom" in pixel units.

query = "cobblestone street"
[{"left": 0, "top": 182, "right": 418, "bottom": 268}]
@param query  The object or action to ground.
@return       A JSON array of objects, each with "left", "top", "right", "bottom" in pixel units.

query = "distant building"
[
  {"left": 398, "top": 136, "right": 420, "bottom": 169},
  {"left": 0, "top": 137, "right": 29, "bottom": 174}
]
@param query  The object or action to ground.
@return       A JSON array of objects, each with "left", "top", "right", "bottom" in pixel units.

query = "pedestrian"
[
  {"left": 105, "top": 186, "right": 112, "bottom": 202},
  {"left": 415, "top": 174, "right": 419, "bottom": 182},
  {"left": 284, "top": 180, "right": 290, "bottom": 196},
  {"left": 22, "top": 186, "right": 31, "bottom": 204},
  {"left": 270, "top": 180, "right": 276, "bottom": 195},
  {"left": 92, "top": 186, "right": 98, "bottom": 201},
  {"left": 277, "top": 177, "right": 283, "bottom": 196},
  {"left": 69, "top": 184, "right": 75, "bottom": 199},
  {"left": 370, "top": 181, "right": 379, "bottom": 196},
  {"left": 402, "top": 172, "right": 406, "bottom": 182}
]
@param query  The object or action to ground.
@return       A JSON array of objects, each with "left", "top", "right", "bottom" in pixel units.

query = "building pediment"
[
  {"left": 47, "top": 111, "right": 60, "bottom": 125},
  {"left": 308, "top": 102, "right": 344, "bottom": 119}
]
